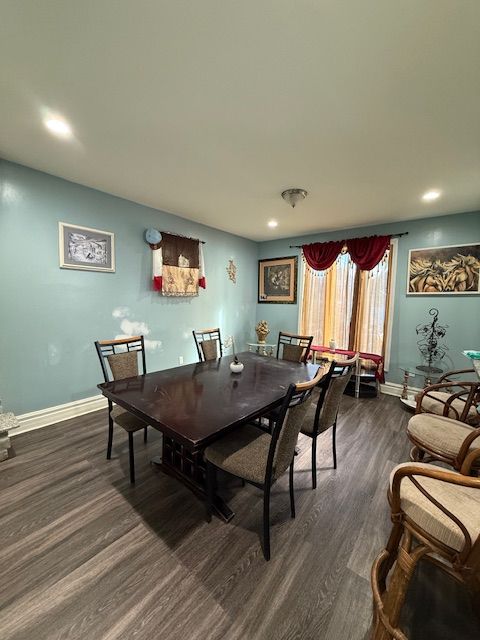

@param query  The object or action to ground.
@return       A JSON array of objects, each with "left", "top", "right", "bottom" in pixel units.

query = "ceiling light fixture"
[
  {"left": 267, "top": 219, "right": 278, "bottom": 228},
  {"left": 44, "top": 116, "right": 73, "bottom": 138},
  {"left": 281, "top": 188, "right": 308, "bottom": 208},
  {"left": 421, "top": 189, "right": 441, "bottom": 202}
]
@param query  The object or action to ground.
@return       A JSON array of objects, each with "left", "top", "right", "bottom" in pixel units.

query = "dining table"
[{"left": 98, "top": 351, "right": 324, "bottom": 521}]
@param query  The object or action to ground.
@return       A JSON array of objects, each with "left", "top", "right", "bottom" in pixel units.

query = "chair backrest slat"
[
  {"left": 277, "top": 331, "right": 313, "bottom": 364},
  {"left": 95, "top": 336, "right": 146, "bottom": 382},
  {"left": 193, "top": 328, "right": 222, "bottom": 362}
]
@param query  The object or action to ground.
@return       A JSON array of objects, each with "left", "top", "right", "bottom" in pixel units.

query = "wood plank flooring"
[{"left": 1, "top": 395, "right": 479, "bottom": 640}]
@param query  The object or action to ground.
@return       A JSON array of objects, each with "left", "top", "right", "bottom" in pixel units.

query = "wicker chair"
[
  {"left": 371, "top": 455, "right": 480, "bottom": 640},
  {"left": 95, "top": 336, "right": 149, "bottom": 483},
  {"left": 193, "top": 328, "right": 223, "bottom": 362},
  {"left": 204, "top": 366, "right": 325, "bottom": 561},
  {"left": 301, "top": 354, "right": 358, "bottom": 488},
  {"left": 276, "top": 331, "right": 314, "bottom": 364},
  {"left": 408, "top": 374, "right": 480, "bottom": 471},
  {"left": 415, "top": 368, "right": 480, "bottom": 425}
]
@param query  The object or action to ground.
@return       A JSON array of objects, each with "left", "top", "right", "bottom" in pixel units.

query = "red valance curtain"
[
  {"left": 302, "top": 234, "right": 391, "bottom": 271},
  {"left": 302, "top": 240, "right": 344, "bottom": 271},
  {"left": 346, "top": 235, "right": 391, "bottom": 270}
]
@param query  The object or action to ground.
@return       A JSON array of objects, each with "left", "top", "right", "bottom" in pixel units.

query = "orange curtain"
[{"left": 300, "top": 247, "right": 393, "bottom": 356}]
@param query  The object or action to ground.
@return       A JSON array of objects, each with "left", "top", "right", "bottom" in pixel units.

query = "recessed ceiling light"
[
  {"left": 44, "top": 116, "right": 72, "bottom": 138},
  {"left": 421, "top": 189, "right": 441, "bottom": 202},
  {"left": 267, "top": 219, "right": 278, "bottom": 228}
]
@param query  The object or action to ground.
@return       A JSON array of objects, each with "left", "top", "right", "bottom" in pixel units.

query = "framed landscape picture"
[
  {"left": 407, "top": 242, "right": 480, "bottom": 295},
  {"left": 258, "top": 256, "right": 298, "bottom": 303},
  {"left": 59, "top": 222, "right": 115, "bottom": 272}
]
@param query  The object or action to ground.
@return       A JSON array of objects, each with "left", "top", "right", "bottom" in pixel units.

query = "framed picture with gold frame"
[{"left": 258, "top": 256, "right": 298, "bottom": 304}]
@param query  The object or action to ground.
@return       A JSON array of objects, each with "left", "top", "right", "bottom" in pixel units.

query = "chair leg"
[
  {"left": 289, "top": 459, "right": 295, "bottom": 518},
  {"left": 128, "top": 432, "right": 135, "bottom": 484},
  {"left": 372, "top": 528, "right": 428, "bottom": 640},
  {"left": 263, "top": 484, "right": 271, "bottom": 561},
  {"left": 143, "top": 426, "right": 148, "bottom": 443},
  {"left": 205, "top": 460, "right": 215, "bottom": 523},
  {"left": 332, "top": 419, "right": 337, "bottom": 469},
  {"left": 107, "top": 400, "right": 114, "bottom": 460},
  {"left": 311, "top": 435, "right": 317, "bottom": 489}
]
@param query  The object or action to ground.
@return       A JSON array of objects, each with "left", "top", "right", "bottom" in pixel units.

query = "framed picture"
[
  {"left": 59, "top": 222, "right": 115, "bottom": 272},
  {"left": 407, "top": 242, "right": 480, "bottom": 295},
  {"left": 258, "top": 256, "right": 298, "bottom": 303}
]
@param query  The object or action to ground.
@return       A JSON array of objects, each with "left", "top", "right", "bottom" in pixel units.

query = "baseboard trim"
[
  {"left": 380, "top": 381, "right": 421, "bottom": 398},
  {"left": 13, "top": 395, "right": 108, "bottom": 436}
]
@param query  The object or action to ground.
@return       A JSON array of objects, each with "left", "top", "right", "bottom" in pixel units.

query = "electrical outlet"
[{"left": 178, "top": 356, "right": 184, "bottom": 365}]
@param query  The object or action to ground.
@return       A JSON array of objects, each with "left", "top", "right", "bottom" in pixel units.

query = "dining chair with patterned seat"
[
  {"left": 193, "top": 328, "right": 223, "bottom": 362},
  {"left": 204, "top": 365, "right": 325, "bottom": 561},
  {"left": 301, "top": 354, "right": 358, "bottom": 488},
  {"left": 371, "top": 456, "right": 480, "bottom": 640},
  {"left": 277, "top": 331, "right": 314, "bottom": 364},
  {"left": 95, "top": 335, "right": 149, "bottom": 483}
]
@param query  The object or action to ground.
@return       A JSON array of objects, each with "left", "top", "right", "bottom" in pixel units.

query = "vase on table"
[{"left": 255, "top": 320, "right": 270, "bottom": 344}]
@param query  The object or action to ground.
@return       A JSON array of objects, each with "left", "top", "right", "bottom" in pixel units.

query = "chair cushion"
[
  {"left": 419, "top": 390, "right": 479, "bottom": 423},
  {"left": 107, "top": 351, "right": 139, "bottom": 380},
  {"left": 204, "top": 424, "right": 271, "bottom": 484},
  {"left": 407, "top": 413, "right": 479, "bottom": 459},
  {"left": 110, "top": 405, "right": 148, "bottom": 432},
  {"left": 390, "top": 462, "right": 480, "bottom": 552},
  {"left": 200, "top": 339, "right": 219, "bottom": 361},
  {"left": 282, "top": 344, "right": 304, "bottom": 362}
]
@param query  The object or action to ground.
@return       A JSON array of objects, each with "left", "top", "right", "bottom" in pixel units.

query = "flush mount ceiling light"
[
  {"left": 281, "top": 188, "right": 308, "bottom": 208},
  {"left": 421, "top": 189, "right": 442, "bottom": 202},
  {"left": 267, "top": 219, "right": 278, "bottom": 228},
  {"left": 44, "top": 116, "right": 73, "bottom": 138}
]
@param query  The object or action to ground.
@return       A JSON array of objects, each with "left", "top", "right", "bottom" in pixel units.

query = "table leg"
[
  {"left": 355, "top": 358, "right": 361, "bottom": 398},
  {"left": 401, "top": 371, "right": 410, "bottom": 400},
  {"left": 151, "top": 439, "right": 235, "bottom": 523}
]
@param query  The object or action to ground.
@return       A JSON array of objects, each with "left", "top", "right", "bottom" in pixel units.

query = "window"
[{"left": 300, "top": 245, "right": 393, "bottom": 357}]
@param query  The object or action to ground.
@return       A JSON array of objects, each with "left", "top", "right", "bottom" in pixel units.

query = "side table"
[{"left": 246, "top": 342, "right": 275, "bottom": 357}]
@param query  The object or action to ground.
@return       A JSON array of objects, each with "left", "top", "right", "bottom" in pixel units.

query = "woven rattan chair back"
[
  {"left": 193, "top": 328, "right": 223, "bottom": 362},
  {"left": 276, "top": 331, "right": 313, "bottom": 364},
  {"left": 95, "top": 336, "right": 146, "bottom": 382}
]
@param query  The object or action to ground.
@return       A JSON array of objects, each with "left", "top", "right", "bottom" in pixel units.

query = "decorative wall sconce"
[{"left": 227, "top": 259, "right": 237, "bottom": 283}]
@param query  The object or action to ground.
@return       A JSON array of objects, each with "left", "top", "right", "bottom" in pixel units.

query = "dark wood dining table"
[{"left": 98, "top": 352, "right": 324, "bottom": 520}]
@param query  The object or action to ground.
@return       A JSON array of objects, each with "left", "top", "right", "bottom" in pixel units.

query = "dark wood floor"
[{"left": 1, "top": 395, "right": 478, "bottom": 640}]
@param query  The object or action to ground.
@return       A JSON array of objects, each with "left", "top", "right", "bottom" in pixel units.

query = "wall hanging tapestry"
[
  {"left": 258, "top": 256, "right": 297, "bottom": 303},
  {"left": 59, "top": 222, "right": 115, "bottom": 272},
  {"left": 407, "top": 243, "right": 480, "bottom": 294},
  {"left": 152, "top": 232, "right": 206, "bottom": 296}
]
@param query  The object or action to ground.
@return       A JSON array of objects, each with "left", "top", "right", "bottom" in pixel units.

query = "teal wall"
[
  {"left": 256, "top": 212, "right": 480, "bottom": 385},
  {"left": 0, "top": 161, "right": 258, "bottom": 414},
  {"left": 1, "top": 158, "right": 478, "bottom": 414}
]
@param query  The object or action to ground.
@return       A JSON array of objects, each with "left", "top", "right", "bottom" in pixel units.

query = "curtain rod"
[{"left": 289, "top": 231, "right": 408, "bottom": 249}]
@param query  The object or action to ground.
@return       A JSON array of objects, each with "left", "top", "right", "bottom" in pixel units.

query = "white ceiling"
[{"left": 1, "top": 1, "right": 479, "bottom": 241}]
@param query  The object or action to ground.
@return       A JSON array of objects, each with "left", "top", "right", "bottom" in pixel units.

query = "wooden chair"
[
  {"left": 408, "top": 376, "right": 480, "bottom": 471},
  {"left": 415, "top": 369, "right": 480, "bottom": 425},
  {"left": 204, "top": 366, "right": 325, "bottom": 561},
  {"left": 193, "top": 328, "right": 223, "bottom": 362},
  {"left": 276, "top": 331, "right": 313, "bottom": 364},
  {"left": 301, "top": 354, "right": 358, "bottom": 488},
  {"left": 371, "top": 455, "right": 480, "bottom": 640},
  {"left": 95, "top": 336, "right": 149, "bottom": 483}
]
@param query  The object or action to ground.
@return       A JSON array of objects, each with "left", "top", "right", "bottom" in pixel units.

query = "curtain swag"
[{"left": 302, "top": 234, "right": 391, "bottom": 272}]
